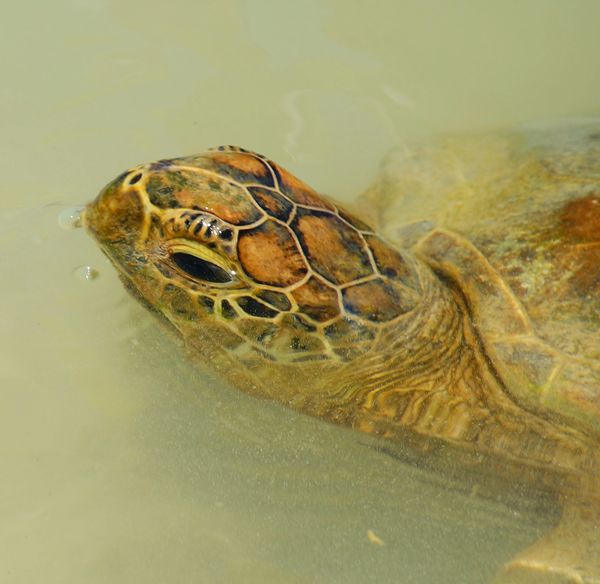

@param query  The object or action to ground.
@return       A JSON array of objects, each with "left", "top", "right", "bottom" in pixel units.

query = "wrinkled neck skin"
[
  {"left": 84, "top": 150, "right": 598, "bottom": 504},
  {"left": 331, "top": 254, "right": 597, "bottom": 484},
  {"left": 172, "top": 245, "right": 597, "bottom": 488}
]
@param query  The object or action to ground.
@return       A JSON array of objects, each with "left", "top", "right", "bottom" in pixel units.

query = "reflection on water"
[{"left": 3, "top": 1, "right": 600, "bottom": 582}]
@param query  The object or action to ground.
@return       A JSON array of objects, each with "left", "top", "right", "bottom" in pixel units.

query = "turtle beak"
[{"left": 85, "top": 177, "right": 145, "bottom": 249}]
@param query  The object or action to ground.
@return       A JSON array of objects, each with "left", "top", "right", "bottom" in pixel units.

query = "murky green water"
[{"left": 2, "top": 2, "right": 600, "bottom": 583}]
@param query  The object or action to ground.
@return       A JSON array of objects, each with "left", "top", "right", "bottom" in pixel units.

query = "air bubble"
[
  {"left": 73, "top": 265, "right": 99, "bottom": 281},
  {"left": 58, "top": 206, "right": 84, "bottom": 230}
]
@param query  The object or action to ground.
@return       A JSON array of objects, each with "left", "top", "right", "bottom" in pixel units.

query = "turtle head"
[{"left": 85, "top": 147, "right": 424, "bottom": 377}]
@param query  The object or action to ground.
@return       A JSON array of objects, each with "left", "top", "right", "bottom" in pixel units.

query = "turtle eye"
[{"left": 171, "top": 252, "right": 234, "bottom": 284}]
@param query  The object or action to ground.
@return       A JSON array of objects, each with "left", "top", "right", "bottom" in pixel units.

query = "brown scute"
[
  {"left": 269, "top": 318, "right": 324, "bottom": 352},
  {"left": 365, "top": 234, "right": 419, "bottom": 290},
  {"left": 173, "top": 151, "right": 275, "bottom": 188},
  {"left": 146, "top": 174, "right": 177, "bottom": 208},
  {"left": 236, "top": 296, "right": 279, "bottom": 319},
  {"left": 288, "top": 334, "right": 326, "bottom": 353},
  {"left": 342, "top": 279, "right": 412, "bottom": 322},
  {"left": 560, "top": 195, "right": 600, "bottom": 242},
  {"left": 555, "top": 243, "right": 600, "bottom": 294},
  {"left": 237, "top": 220, "right": 308, "bottom": 287},
  {"left": 209, "top": 152, "right": 275, "bottom": 186},
  {"left": 557, "top": 194, "right": 600, "bottom": 293},
  {"left": 247, "top": 186, "right": 293, "bottom": 221},
  {"left": 291, "top": 277, "right": 340, "bottom": 322},
  {"left": 256, "top": 289, "right": 292, "bottom": 311},
  {"left": 280, "top": 313, "right": 317, "bottom": 332},
  {"left": 220, "top": 299, "right": 237, "bottom": 319},
  {"left": 236, "top": 319, "right": 279, "bottom": 346},
  {"left": 145, "top": 168, "right": 262, "bottom": 225},
  {"left": 197, "top": 295, "right": 215, "bottom": 314},
  {"left": 270, "top": 161, "right": 335, "bottom": 210},
  {"left": 292, "top": 209, "right": 373, "bottom": 285}
]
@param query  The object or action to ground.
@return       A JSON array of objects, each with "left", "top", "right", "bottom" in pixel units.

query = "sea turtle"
[{"left": 84, "top": 121, "right": 600, "bottom": 583}]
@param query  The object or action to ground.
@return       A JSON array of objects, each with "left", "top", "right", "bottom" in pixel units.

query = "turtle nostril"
[
  {"left": 85, "top": 181, "right": 145, "bottom": 246},
  {"left": 129, "top": 172, "right": 143, "bottom": 185}
]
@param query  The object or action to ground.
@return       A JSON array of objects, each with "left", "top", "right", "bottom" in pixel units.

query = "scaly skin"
[{"left": 85, "top": 141, "right": 599, "bottom": 583}]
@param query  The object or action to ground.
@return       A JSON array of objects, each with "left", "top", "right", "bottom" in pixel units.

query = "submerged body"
[{"left": 85, "top": 122, "right": 600, "bottom": 582}]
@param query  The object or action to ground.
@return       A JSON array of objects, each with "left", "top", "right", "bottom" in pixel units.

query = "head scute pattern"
[{"left": 87, "top": 145, "right": 423, "bottom": 365}]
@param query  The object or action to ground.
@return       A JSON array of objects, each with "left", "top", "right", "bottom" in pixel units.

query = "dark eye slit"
[{"left": 171, "top": 252, "right": 233, "bottom": 284}]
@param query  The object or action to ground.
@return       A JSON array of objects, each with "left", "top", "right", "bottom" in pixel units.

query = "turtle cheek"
[{"left": 85, "top": 184, "right": 145, "bottom": 252}]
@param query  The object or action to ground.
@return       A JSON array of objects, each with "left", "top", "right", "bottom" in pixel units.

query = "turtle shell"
[{"left": 363, "top": 120, "right": 600, "bottom": 437}]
